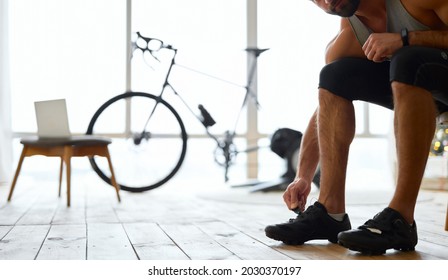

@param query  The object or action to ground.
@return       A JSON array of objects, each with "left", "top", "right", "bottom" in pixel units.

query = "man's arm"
[
  {"left": 325, "top": 18, "right": 366, "bottom": 63},
  {"left": 363, "top": 30, "right": 448, "bottom": 62},
  {"left": 364, "top": 0, "right": 448, "bottom": 62},
  {"left": 409, "top": 30, "right": 448, "bottom": 49}
]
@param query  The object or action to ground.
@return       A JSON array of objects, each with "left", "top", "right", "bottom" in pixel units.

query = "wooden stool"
[
  {"left": 445, "top": 204, "right": 448, "bottom": 231},
  {"left": 8, "top": 136, "right": 121, "bottom": 207}
]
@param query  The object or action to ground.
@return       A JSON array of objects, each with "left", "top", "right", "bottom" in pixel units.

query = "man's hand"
[
  {"left": 362, "top": 33, "right": 403, "bottom": 62},
  {"left": 283, "top": 178, "right": 312, "bottom": 212}
]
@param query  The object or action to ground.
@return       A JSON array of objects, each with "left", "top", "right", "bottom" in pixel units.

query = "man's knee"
[
  {"left": 390, "top": 46, "right": 448, "bottom": 89},
  {"left": 318, "top": 87, "right": 350, "bottom": 108},
  {"left": 390, "top": 47, "right": 422, "bottom": 86},
  {"left": 391, "top": 80, "right": 410, "bottom": 94},
  {"left": 391, "top": 81, "right": 417, "bottom": 105},
  {"left": 318, "top": 57, "right": 393, "bottom": 108},
  {"left": 319, "top": 58, "right": 358, "bottom": 102},
  {"left": 391, "top": 81, "right": 438, "bottom": 122},
  {"left": 391, "top": 81, "right": 432, "bottom": 102}
]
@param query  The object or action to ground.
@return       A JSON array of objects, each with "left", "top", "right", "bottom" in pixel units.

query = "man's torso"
[{"left": 349, "top": 0, "right": 447, "bottom": 45}]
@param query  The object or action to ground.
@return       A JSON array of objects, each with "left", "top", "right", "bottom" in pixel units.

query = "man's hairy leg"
[
  {"left": 390, "top": 82, "right": 436, "bottom": 224},
  {"left": 317, "top": 89, "right": 356, "bottom": 214}
]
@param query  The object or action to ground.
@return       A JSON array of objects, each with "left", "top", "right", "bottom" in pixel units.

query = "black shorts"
[{"left": 318, "top": 46, "right": 448, "bottom": 113}]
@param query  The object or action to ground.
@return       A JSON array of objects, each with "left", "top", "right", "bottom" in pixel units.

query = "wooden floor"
[{"left": 0, "top": 170, "right": 447, "bottom": 260}]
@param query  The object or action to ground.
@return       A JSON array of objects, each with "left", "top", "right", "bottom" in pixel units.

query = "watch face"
[{"left": 401, "top": 28, "right": 409, "bottom": 46}]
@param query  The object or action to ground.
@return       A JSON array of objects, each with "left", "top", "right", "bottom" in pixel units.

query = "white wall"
[{"left": 0, "top": 0, "right": 12, "bottom": 183}]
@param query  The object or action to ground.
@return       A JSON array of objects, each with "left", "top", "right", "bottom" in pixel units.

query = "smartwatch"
[{"left": 401, "top": 28, "right": 409, "bottom": 46}]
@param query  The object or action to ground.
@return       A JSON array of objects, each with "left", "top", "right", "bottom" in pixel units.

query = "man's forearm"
[{"left": 409, "top": 30, "right": 448, "bottom": 49}]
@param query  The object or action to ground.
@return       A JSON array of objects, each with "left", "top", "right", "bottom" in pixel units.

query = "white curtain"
[{"left": 0, "top": 0, "right": 12, "bottom": 184}]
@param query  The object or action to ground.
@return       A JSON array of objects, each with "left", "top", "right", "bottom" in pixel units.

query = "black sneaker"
[
  {"left": 338, "top": 207, "right": 418, "bottom": 255},
  {"left": 265, "top": 202, "right": 351, "bottom": 245}
]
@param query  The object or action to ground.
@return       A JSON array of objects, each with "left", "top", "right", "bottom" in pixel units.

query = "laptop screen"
[{"left": 34, "top": 99, "right": 71, "bottom": 138}]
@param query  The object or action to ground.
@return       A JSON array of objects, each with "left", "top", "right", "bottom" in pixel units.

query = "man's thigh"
[
  {"left": 391, "top": 46, "right": 448, "bottom": 112},
  {"left": 319, "top": 58, "right": 394, "bottom": 109}
]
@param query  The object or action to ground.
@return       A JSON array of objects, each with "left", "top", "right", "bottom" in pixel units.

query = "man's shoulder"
[
  {"left": 402, "top": 0, "right": 446, "bottom": 10},
  {"left": 325, "top": 20, "right": 366, "bottom": 63},
  {"left": 402, "top": 0, "right": 448, "bottom": 28}
]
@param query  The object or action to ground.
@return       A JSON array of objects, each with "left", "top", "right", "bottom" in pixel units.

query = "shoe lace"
[{"left": 288, "top": 204, "right": 318, "bottom": 223}]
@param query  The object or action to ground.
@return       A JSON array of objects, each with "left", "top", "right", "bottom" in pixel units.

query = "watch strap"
[{"left": 401, "top": 28, "right": 409, "bottom": 46}]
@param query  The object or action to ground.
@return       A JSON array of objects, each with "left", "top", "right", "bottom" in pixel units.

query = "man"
[{"left": 265, "top": 0, "right": 448, "bottom": 255}]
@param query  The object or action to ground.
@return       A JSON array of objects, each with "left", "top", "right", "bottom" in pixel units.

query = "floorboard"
[
  {"left": 86, "top": 223, "right": 137, "bottom": 260},
  {"left": 37, "top": 224, "right": 87, "bottom": 260},
  {"left": 123, "top": 223, "right": 189, "bottom": 260},
  {"left": 0, "top": 172, "right": 447, "bottom": 261},
  {"left": 196, "top": 220, "right": 292, "bottom": 260},
  {"left": 0, "top": 226, "right": 12, "bottom": 240},
  {"left": 160, "top": 223, "right": 239, "bottom": 260},
  {"left": 0, "top": 225, "right": 50, "bottom": 260}
]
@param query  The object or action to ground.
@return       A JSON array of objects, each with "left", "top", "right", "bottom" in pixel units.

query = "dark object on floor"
[{"left": 233, "top": 128, "right": 320, "bottom": 192}]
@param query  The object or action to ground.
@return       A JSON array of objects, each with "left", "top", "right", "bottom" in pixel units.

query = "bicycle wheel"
[{"left": 86, "top": 91, "right": 188, "bottom": 192}]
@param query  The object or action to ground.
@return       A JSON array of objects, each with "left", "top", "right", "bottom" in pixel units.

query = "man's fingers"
[
  {"left": 284, "top": 188, "right": 299, "bottom": 210},
  {"left": 298, "top": 197, "right": 306, "bottom": 212},
  {"left": 282, "top": 191, "right": 291, "bottom": 207}
]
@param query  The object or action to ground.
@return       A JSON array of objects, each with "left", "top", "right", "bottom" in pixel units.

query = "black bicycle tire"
[{"left": 86, "top": 91, "right": 188, "bottom": 192}]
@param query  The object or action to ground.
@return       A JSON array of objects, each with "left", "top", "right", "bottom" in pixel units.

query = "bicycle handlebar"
[{"left": 132, "top": 32, "right": 175, "bottom": 59}]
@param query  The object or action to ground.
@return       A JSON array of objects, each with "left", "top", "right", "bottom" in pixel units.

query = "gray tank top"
[{"left": 348, "top": 0, "right": 430, "bottom": 45}]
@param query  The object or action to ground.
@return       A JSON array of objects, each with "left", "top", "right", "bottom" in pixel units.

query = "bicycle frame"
[{"left": 132, "top": 32, "right": 267, "bottom": 181}]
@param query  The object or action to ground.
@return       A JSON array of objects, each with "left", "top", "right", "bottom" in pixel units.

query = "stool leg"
[
  {"left": 105, "top": 149, "right": 121, "bottom": 202},
  {"left": 63, "top": 147, "right": 72, "bottom": 207},
  {"left": 8, "top": 147, "right": 27, "bottom": 201},
  {"left": 58, "top": 157, "right": 63, "bottom": 197},
  {"left": 445, "top": 204, "right": 448, "bottom": 231}
]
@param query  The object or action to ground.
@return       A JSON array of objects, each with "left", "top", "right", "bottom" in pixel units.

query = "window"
[
  {"left": 8, "top": 1, "right": 393, "bottom": 185},
  {"left": 9, "top": 0, "right": 126, "bottom": 134},
  {"left": 132, "top": 0, "right": 247, "bottom": 135},
  {"left": 257, "top": 0, "right": 392, "bottom": 138},
  {"left": 257, "top": 0, "right": 340, "bottom": 134}
]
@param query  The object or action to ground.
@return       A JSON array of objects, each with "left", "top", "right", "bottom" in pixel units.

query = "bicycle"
[{"left": 86, "top": 32, "right": 269, "bottom": 192}]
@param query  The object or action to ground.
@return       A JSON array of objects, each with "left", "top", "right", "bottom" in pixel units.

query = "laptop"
[{"left": 34, "top": 99, "right": 71, "bottom": 138}]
